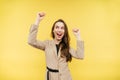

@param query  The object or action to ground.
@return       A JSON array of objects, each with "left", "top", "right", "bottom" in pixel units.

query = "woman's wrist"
[
  {"left": 34, "top": 19, "right": 41, "bottom": 26},
  {"left": 76, "top": 35, "right": 82, "bottom": 40}
]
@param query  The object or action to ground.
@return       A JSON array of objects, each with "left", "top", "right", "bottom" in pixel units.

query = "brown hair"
[{"left": 51, "top": 19, "right": 72, "bottom": 62}]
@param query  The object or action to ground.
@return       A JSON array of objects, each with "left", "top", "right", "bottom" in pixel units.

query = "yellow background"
[{"left": 0, "top": 0, "right": 120, "bottom": 80}]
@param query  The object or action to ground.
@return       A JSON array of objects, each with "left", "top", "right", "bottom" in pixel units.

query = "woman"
[{"left": 28, "top": 12, "right": 84, "bottom": 80}]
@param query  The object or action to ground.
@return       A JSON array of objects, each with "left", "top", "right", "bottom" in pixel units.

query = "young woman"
[{"left": 28, "top": 12, "right": 84, "bottom": 80}]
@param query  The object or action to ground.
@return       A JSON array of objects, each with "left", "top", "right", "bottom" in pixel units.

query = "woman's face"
[{"left": 53, "top": 22, "right": 65, "bottom": 41}]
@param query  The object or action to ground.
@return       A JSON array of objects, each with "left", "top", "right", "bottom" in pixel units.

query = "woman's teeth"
[{"left": 57, "top": 33, "right": 62, "bottom": 36}]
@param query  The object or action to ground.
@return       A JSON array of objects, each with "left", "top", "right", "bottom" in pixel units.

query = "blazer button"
[{"left": 59, "top": 73, "right": 62, "bottom": 76}]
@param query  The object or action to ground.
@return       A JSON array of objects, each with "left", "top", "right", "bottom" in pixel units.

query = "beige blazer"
[{"left": 28, "top": 24, "right": 84, "bottom": 80}]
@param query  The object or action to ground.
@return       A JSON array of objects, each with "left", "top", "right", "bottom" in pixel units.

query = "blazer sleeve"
[
  {"left": 69, "top": 40, "right": 84, "bottom": 59},
  {"left": 28, "top": 24, "right": 47, "bottom": 50}
]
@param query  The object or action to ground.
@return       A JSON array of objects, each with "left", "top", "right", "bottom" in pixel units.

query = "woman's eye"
[
  {"left": 56, "top": 26, "right": 59, "bottom": 29},
  {"left": 61, "top": 27, "right": 64, "bottom": 29}
]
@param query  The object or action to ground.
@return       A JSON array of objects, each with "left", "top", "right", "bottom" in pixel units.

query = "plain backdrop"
[{"left": 0, "top": 0, "right": 120, "bottom": 80}]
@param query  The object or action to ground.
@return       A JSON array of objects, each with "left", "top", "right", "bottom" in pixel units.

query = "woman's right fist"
[
  {"left": 35, "top": 12, "right": 45, "bottom": 25},
  {"left": 36, "top": 12, "right": 46, "bottom": 21}
]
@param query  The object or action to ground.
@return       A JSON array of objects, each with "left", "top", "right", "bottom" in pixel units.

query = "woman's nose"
[{"left": 58, "top": 28, "right": 62, "bottom": 31}]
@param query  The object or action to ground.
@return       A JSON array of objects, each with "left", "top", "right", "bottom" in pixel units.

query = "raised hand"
[
  {"left": 72, "top": 28, "right": 81, "bottom": 40},
  {"left": 35, "top": 12, "right": 46, "bottom": 25},
  {"left": 37, "top": 12, "right": 45, "bottom": 21}
]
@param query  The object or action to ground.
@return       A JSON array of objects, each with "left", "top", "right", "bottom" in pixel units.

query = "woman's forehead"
[{"left": 55, "top": 22, "right": 64, "bottom": 26}]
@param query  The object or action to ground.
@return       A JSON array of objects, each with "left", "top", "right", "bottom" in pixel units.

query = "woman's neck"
[{"left": 54, "top": 39, "right": 61, "bottom": 45}]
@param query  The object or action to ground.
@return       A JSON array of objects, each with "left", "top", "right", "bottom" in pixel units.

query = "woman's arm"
[
  {"left": 28, "top": 12, "right": 47, "bottom": 50},
  {"left": 69, "top": 28, "right": 84, "bottom": 59}
]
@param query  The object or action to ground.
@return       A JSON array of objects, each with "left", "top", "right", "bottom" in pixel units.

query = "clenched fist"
[
  {"left": 72, "top": 28, "right": 81, "bottom": 40},
  {"left": 35, "top": 12, "right": 46, "bottom": 25},
  {"left": 37, "top": 12, "right": 45, "bottom": 21}
]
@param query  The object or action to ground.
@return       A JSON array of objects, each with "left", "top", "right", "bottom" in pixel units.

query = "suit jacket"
[{"left": 28, "top": 24, "right": 84, "bottom": 80}]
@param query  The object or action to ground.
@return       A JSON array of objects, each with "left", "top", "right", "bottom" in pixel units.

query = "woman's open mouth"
[{"left": 56, "top": 33, "right": 63, "bottom": 38}]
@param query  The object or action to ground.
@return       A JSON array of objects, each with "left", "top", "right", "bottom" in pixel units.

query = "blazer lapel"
[
  {"left": 52, "top": 40, "right": 61, "bottom": 59},
  {"left": 52, "top": 40, "right": 58, "bottom": 59},
  {"left": 58, "top": 47, "right": 61, "bottom": 59}
]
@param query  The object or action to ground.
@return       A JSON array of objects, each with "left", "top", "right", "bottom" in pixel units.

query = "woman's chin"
[
  {"left": 55, "top": 36, "right": 63, "bottom": 41},
  {"left": 57, "top": 39, "right": 62, "bottom": 41},
  {"left": 56, "top": 38, "right": 62, "bottom": 41}
]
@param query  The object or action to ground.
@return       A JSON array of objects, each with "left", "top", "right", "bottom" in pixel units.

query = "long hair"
[{"left": 51, "top": 19, "right": 72, "bottom": 62}]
